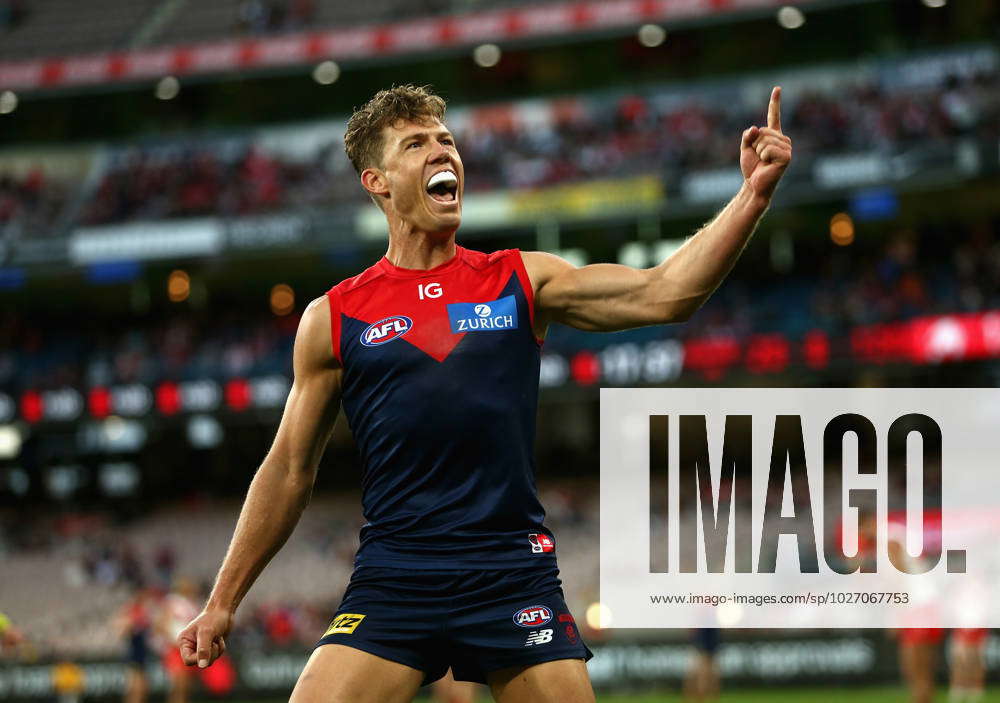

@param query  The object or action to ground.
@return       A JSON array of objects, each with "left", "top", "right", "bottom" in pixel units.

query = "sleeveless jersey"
[{"left": 326, "top": 246, "right": 556, "bottom": 569}]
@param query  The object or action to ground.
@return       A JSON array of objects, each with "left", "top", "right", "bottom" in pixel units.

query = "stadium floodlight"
[
  {"left": 312, "top": 60, "right": 341, "bottom": 85},
  {"left": 270, "top": 283, "right": 295, "bottom": 315},
  {"left": 0, "top": 91, "right": 17, "bottom": 115},
  {"left": 473, "top": 43, "right": 502, "bottom": 68},
  {"left": 168, "top": 269, "right": 190, "bottom": 302},
  {"left": 155, "top": 76, "right": 180, "bottom": 101},
  {"left": 187, "top": 415, "right": 224, "bottom": 449},
  {"left": 637, "top": 24, "right": 667, "bottom": 48},
  {"left": 776, "top": 6, "right": 806, "bottom": 29},
  {"left": 830, "top": 212, "right": 855, "bottom": 246},
  {"left": 0, "top": 425, "right": 22, "bottom": 459}
]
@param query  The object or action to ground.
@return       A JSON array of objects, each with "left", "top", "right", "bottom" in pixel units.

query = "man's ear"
[{"left": 361, "top": 167, "right": 390, "bottom": 201}]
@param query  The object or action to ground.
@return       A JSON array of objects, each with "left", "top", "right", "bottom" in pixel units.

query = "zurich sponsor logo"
[
  {"left": 360, "top": 315, "right": 413, "bottom": 347},
  {"left": 513, "top": 605, "right": 553, "bottom": 628},
  {"left": 448, "top": 295, "right": 518, "bottom": 333}
]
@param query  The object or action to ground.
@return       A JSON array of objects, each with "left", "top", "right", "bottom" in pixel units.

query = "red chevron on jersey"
[{"left": 328, "top": 247, "right": 537, "bottom": 363}]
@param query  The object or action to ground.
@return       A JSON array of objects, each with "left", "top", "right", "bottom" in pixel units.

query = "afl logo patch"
[
  {"left": 514, "top": 605, "right": 553, "bottom": 628},
  {"left": 360, "top": 316, "right": 413, "bottom": 347}
]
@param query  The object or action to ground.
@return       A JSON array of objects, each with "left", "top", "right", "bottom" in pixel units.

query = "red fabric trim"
[
  {"left": 511, "top": 250, "right": 544, "bottom": 347},
  {"left": 375, "top": 248, "right": 462, "bottom": 279},
  {"left": 325, "top": 287, "right": 343, "bottom": 365}
]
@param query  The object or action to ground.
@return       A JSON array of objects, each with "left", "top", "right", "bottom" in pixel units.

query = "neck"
[{"left": 383, "top": 216, "right": 457, "bottom": 270}]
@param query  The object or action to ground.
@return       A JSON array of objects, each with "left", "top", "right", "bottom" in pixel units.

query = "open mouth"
[{"left": 426, "top": 170, "right": 459, "bottom": 204}]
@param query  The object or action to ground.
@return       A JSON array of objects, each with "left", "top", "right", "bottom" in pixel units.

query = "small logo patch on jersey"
[
  {"left": 360, "top": 316, "right": 412, "bottom": 347},
  {"left": 324, "top": 613, "right": 366, "bottom": 635},
  {"left": 524, "top": 629, "right": 554, "bottom": 647},
  {"left": 514, "top": 605, "right": 553, "bottom": 628},
  {"left": 528, "top": 533, "right": 554, "bottom": 553},
  {"left": 447, "top": 295, "right": 518, "bottom": 333}
]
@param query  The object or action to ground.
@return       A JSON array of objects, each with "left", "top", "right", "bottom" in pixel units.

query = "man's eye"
[
  {"left": 441, "top": 139, "right": 453, "bottom": 146},
  {"left": 407, "top": 142, "right": 421, "bottom": 149}
]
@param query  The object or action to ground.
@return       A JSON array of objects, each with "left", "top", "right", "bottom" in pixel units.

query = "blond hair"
[{"left": 344, "top": 84, "right": 447, "bottom": 175}]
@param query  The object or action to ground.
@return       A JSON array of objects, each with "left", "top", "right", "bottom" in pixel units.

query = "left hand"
[{"left": 740, "top": 86, "right": 792, "bottom": 202}]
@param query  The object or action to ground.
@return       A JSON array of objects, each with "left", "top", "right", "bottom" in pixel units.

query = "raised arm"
[
  {"left": 177, "top": 295, "right": 342, "bottom": 668},
  {"left": 524, "top": 87, "right": 792, "bottom": 334}
]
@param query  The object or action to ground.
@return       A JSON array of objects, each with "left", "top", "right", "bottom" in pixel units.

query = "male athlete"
[{"left": 178, "top": 84, "right": 792, "bottom": 702}]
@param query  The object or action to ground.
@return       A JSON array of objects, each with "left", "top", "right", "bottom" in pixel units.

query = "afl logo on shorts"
[
  {"left": 514, "top": 605, "right": 553, "bottom": 628},
  {"left": 361, "top": 316, "right": 413, "bottom": 347}
]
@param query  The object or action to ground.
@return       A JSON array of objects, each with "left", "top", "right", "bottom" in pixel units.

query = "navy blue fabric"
[
  {"left": 315, "top": 565, "right": 592, "bottom": 685},
  {"left": 339, "top": 269, "right": 555, "bottom": 569},
  {"left": 126, "top": 629, "right": 150, "bottom": 666}
]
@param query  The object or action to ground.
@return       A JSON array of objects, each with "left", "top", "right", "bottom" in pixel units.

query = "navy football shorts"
[{"left": 315, "top": 565, "right": 593, "bottom": 685}]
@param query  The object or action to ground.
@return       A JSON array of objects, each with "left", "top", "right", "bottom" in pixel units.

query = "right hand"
[{"left": 177, "top": 608, "right": 233, "bottom": 668}]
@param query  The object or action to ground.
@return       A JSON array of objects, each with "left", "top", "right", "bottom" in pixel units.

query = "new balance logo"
[{"left": 524, "top": 629, "right": 554, "bottom": 647}]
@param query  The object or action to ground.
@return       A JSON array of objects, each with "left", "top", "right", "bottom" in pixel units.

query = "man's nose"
[{"left": 428, "top": 143, "right": 450, "bottom": 163}]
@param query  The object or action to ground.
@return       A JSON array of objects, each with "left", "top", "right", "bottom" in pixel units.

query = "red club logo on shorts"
[
  {"left": 528, "top": 533, "right": 554, "bottom": 553},
  {"left": 559, "top": 613, "right": 579, "bottom": 644}
]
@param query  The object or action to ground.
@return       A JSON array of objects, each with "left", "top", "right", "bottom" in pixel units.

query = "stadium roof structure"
[{"left": 0, "top": 0, "right": 867, "bottom": 94}]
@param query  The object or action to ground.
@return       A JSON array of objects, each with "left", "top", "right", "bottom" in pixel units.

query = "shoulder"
[
  {"left": 519, "top": 250, "right": 577, "bottom": 289},
  {"left": 295, "top": 296, "right": 337, "bottom": 368}
]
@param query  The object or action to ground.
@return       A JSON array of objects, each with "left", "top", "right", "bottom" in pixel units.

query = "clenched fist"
[{"left": 177, "top": 607, "right": 233, "bottom": 669}]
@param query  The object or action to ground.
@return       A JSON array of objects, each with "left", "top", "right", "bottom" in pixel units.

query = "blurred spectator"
[
  {"left": 0, "top": 611, "right": 26, "bottom": 655},
  {"left": 236, "top": 0, "right": 314, "bottom": 34},
  {"left": 0, "top": 167, "right": 67, "bottom": 242},
  {"left": 155, "top": 544, "right": 178, "bottom": 589}
]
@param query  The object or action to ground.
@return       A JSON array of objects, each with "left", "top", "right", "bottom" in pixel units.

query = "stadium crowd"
[
  {"left": 0, "top": 167, "right": 69, "bottom": 242},
  {"left": 2, "top": 51, "right": 996, "bottom": 239}
]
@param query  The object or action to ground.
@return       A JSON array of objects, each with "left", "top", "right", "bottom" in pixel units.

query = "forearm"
[
  {"left": 652, "top": 183, "right": 769, "bottom": 318},
  {"left": 205, "top": 459, "right": 315, "bottom": 614}
]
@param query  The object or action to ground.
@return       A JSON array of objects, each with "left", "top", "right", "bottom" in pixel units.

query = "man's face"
[{"left": 371, "top": 117, "right": 463, "bottom": 234}]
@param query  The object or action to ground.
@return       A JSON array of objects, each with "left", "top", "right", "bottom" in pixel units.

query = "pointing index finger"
[{"left": 767, "top": 86, "right": 782, "bottom": 132}]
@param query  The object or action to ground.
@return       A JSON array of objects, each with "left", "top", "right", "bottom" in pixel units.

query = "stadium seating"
[
  {"left": 0, "top": 0, "right": 160, "bottom": 60},
  {"left": 0, "top": 486, "right": 598, "bottom": 658}
]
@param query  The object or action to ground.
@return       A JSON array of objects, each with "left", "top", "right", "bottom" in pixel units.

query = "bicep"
[{"left": 530, "top": 252, "right": 660, "bottom": 331}]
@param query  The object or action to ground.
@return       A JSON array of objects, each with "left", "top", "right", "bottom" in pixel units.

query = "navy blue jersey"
[{"left": 326, "top": 247, "right": 556, "bottom": 569}]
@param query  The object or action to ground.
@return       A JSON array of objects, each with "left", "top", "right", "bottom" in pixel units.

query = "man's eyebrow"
[
  {"left": 398, "top": 131, "right": 454, "bottom": 147},
  {"left": 398, "top": 132, "right": 428, "bottom": 147}
]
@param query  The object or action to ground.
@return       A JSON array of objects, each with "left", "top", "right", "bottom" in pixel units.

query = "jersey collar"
[{"left": 377, "top": 246, "right": 465, "bottom": 278}]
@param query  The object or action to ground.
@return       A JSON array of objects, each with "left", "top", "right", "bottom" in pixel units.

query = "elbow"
[
  {"left": 656, "top": 296, "right": 704, "bottom": 325},
  {"left": 644, "top": 275, "right": 706, "bottom": 325},
  {"left": 259, "top": 452, "right": 318, "bottom": 490}
]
